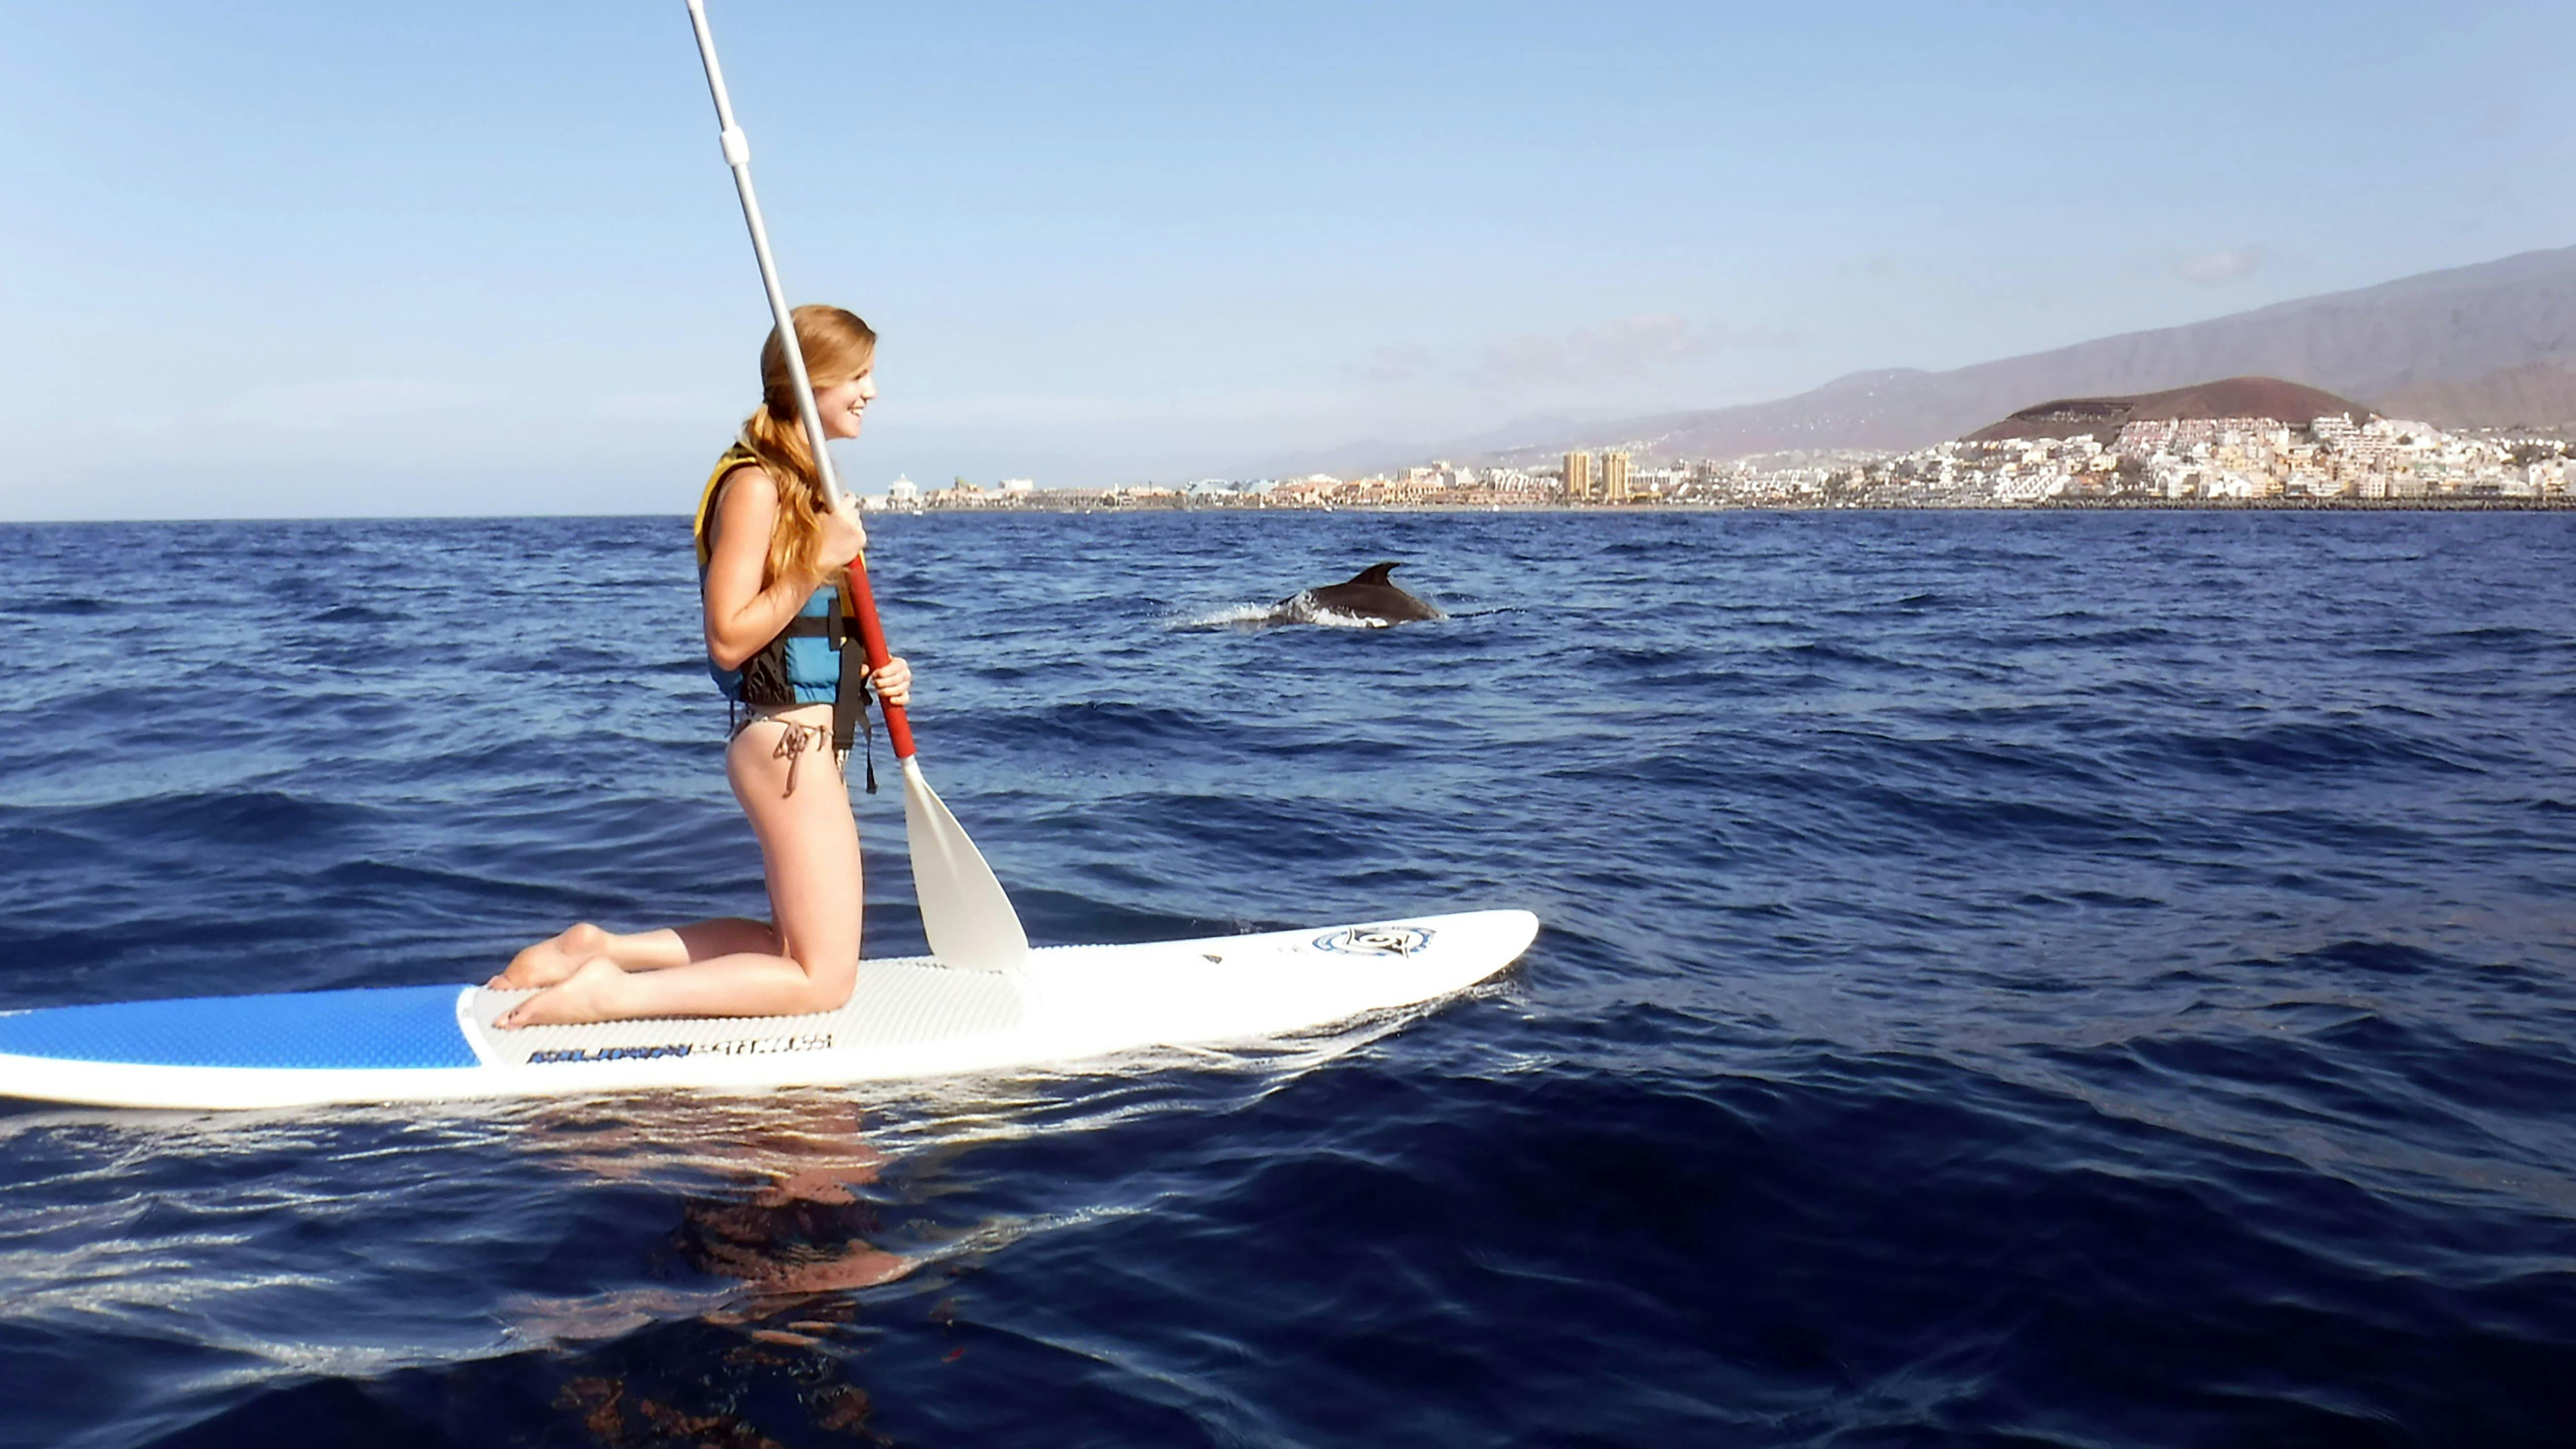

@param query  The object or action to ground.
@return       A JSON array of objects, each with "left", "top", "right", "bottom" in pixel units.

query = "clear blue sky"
[{"left": 4, "top": 1, "right": 2569, "bottom": 519}]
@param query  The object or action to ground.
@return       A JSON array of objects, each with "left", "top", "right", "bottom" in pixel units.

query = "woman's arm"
[{"left": 702, "top": 466, "right": 841, "bottom": 670}]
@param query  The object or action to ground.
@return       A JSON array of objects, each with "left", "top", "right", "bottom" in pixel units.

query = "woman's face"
[{"left": 814, "top": 369, "right": 875, "bottom": 440}]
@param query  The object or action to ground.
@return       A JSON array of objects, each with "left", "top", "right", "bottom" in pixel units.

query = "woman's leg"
[
  {"left": 493, "top": 918, "right": 779, "bottom": 989},
  {"left": 496, "top": 720, "right": 863, "bottom": 1029}
]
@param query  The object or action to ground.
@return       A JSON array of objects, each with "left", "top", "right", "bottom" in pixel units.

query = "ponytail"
[{"left": 735, "top": 304, "right": 877, "bottom": 589}]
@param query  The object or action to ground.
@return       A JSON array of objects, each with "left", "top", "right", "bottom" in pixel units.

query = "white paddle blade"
[{"left": 898, "top": 756, "right": 1030, "bottom": 974}]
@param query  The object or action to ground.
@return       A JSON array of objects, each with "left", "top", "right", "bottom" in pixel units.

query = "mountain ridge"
[{"left": 1265, "top": 243, "right": 2576, "bottom": 474}]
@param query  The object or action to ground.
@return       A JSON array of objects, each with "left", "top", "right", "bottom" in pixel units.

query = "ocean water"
[{"left": 2, "top": 509, "right": 2574, "bottom": 1447}]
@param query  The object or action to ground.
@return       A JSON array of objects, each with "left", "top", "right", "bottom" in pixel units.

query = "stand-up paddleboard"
[{"left": 0, "top": 910, "right": 1535, "bottom": 1110}]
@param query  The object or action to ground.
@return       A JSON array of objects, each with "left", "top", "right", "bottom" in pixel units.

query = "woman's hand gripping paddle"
[{"left": 685, "top": 0, "right": 1030, "bottom": 976}]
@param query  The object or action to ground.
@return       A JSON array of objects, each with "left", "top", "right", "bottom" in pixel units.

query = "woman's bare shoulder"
[
  {"left": 715, "top": 459, "right": 779, "bottom": 500},
  {"left": 712, "top": 462, "right": 782, "bottom": 520}
]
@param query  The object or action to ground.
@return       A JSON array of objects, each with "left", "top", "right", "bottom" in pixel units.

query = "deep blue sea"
[{"left": 4, "top": 509, "right": 2575, "bottom": 1447}]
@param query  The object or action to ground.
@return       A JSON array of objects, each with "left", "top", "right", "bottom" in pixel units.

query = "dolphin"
[{"left": 1280, "top": 562, "right": 1443, "bottom": 625}]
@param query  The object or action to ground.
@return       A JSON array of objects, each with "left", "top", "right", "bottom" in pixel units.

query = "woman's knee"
[{"left": 787, "top": 957, "right": 858, "bottom": 1013}]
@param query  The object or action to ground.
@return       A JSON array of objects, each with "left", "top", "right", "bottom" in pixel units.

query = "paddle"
[{"left": 683, "top": 0, "right": 1030, "bottom": 977}]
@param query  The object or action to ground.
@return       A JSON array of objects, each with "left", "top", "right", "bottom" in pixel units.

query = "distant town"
[{"left": 862, "top": 387, "right": 2575, "bottom": 513}]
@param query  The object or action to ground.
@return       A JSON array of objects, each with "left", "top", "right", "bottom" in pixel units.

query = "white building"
[{"left": 1993, "top": 471, "right": 2068, "bottom": 502}]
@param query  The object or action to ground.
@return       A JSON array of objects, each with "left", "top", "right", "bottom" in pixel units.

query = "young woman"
[{"left": 492, "top": 305, "right": 909, "bottom": 1029}]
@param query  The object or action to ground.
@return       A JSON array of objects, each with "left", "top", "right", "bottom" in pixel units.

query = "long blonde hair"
[{"left": 738, "top": 304, "right": 877, "bottom": 587}]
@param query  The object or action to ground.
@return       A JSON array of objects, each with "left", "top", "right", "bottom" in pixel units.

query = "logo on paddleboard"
[
  {"left": 526, "top": 1032, "right": 833, "bottom": 1066},
  {"left": 1311, "top": 924, "right": 1434, "bottom": 958},
  {"left": 527, "top": 1043, "right": 694, "bottom": 1065}
]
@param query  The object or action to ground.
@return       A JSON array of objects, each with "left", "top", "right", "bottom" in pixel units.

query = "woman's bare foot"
[
  {"left": 491, "top": 922, "right": 611, "bottom": 989},
  {"left": 495, "top": 957, "right": 631, "bottom": 1029}
]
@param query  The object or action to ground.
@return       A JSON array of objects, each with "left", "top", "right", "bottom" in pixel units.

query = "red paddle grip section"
[{"left": 841, "top": 556, "right": 917, "bottom": 761}]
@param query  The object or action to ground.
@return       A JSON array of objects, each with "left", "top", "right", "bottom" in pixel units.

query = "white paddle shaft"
[{"left": 682, "top": 0, "right": 842, "bottom": 505}]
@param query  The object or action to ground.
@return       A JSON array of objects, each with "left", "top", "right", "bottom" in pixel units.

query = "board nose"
[{"left": 0, "top": 985, "right": 478, "bottom": 1070}]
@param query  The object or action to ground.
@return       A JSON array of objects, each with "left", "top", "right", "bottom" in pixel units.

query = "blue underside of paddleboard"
[{"left": 0, "top": 985, "right": 474, "bottom": 1070}]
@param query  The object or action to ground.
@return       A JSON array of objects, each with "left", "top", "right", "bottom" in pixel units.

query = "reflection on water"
[
  {"left": 472, "top": 1034, "right": 1414, "bottom": 1446},
  {"left": 516, "top": 1097, "right": 914, "bottom": 1302},
  {"left": 506, "top": 1098, "right": 913, "bottom": 1447},
  {"left": 553, "top": 1369, "right": 878, "bottom": 1447}
]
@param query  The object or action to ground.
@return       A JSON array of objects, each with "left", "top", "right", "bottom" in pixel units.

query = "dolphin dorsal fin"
[{"left": 1347, "top": 562, "right": 1400, "bottom": 586}]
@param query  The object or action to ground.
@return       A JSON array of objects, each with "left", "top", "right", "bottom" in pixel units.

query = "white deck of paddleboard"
[{"left": 0, "top": 910, "right": 1536, "bottom": 1109}]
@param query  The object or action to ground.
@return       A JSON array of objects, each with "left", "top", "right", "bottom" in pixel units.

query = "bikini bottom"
[{"left": 731, "top": 711, "right": 841, "bottom": 798}]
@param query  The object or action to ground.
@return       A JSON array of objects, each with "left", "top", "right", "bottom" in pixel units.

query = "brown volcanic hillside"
[{"left": 1961, "top": 377, "right": 2372, "bottom": 442}]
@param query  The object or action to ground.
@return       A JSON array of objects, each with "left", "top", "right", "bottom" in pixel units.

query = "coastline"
[{"left": 875, "top": 496, "right": 2576, "bottom": 516}]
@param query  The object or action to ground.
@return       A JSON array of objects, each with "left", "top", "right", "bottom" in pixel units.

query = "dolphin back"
[{"left": 1299, "top": 560, "right": 1439, "bottom": 623}]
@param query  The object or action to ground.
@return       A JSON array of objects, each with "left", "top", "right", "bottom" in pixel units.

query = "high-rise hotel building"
[
  {"left": 1603, "top": 450, "right": 1631, "bottom": 503},
  {"left": 1563, "top": 451, "right": 1593, "bottom": 502}
]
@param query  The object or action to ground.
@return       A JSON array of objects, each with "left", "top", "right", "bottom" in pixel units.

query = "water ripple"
[{"left": 2, "top": 510, "right": 2574, "bottom": 1445}]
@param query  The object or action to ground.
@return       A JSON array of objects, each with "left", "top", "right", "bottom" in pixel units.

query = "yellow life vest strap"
[{"left": 692, "top": 443, "right": 761, "bottom": 570}]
